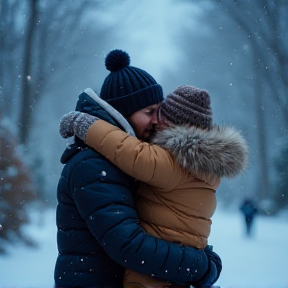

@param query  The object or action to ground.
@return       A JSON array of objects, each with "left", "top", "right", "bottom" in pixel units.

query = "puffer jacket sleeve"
[
  {"left": 69, "top": 155, "right": 209, "bottom": 284},
  {"left": 85, "top": 120, "right": 177, "bottom": 189}
]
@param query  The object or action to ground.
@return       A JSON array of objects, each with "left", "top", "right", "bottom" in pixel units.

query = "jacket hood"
[
  {"left": 61, "top": 88, "right": 135, "bottom": 164},
  {"left": 151, "top": 124, "right": 248, "bottom": 179},
  {"left": 76, "top": 88, "right": 135, "bottom": 136}
]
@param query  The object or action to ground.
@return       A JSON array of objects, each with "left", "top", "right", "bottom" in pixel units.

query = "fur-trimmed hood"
[{"left": 151, "top": 124, "right": 248, "bottom": 179}]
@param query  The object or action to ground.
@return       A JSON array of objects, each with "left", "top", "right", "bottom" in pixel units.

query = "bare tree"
[
  {"left": 215, "top": 0, "right": 288, "bottom": 125},
  {"left": 18, "top": 0, "right": 106, "bottom": 145},
  {"left": 19, "top": 0, "right": 39, "bottom": 145},
  {"left": 0, "top": 0, "right": 24, "bottom": 117},
  {"left": 1, "top": 0, "right": 109, "bottom": 145},
  {"left": 213, "top": 0, "right": 288, "bottom": 203}
]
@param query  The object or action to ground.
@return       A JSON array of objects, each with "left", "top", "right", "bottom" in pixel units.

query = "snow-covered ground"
[{"left": 0, "top": 208, "right": 287, "bottom": 288}]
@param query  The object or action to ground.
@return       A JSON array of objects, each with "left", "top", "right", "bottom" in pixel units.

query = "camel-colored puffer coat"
[{"left": 85, "top": 120, "right": 248, "bottom": 249}]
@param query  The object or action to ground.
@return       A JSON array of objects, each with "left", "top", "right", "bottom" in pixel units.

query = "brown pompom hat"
[{"left": 160, "top": 85, "right": 213, "bottom": 129}]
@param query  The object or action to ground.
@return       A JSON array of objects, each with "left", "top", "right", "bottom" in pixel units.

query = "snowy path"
[{"left": 0, "top": 208, "right": 287, "bottom": 288}]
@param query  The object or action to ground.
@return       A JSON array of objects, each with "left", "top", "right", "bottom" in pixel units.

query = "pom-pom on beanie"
[
  {"left": 100, "top": 49, "right": 164, "bottom": 118},
  {"left": 160, "top": 85, "right": 213, "bottom": 130}
]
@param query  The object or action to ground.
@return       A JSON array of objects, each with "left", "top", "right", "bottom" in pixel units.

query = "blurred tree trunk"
[
  {"left": 19, "top": 0, "right": 39, "bottom": 145},
  {"left": 0, "top": 0, "right": 20, "bottom": 117},
  {"left": 252, "top": 50, "right": 269, "bottom": 200},
  {"left": 268, "top": 0, "right": 288, "bottom": 128}
]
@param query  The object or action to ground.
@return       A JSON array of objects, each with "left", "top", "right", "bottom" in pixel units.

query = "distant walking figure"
[{"left": 240, "top": 198, "right": 258, "bottom": 236}]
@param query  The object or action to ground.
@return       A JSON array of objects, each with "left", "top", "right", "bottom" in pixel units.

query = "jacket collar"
[
  {"left": 151, "top": 124, "right": 248, "bottom": 179},
  {"left": 76, "top": 88, "right": 135, "bottom": 136},
  {"left": 61, "top": 88, "right": 135, "bottom": 164}
]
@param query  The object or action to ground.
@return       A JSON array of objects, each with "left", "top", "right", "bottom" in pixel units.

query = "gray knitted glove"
[
  {"left": 59, "top": 111, "right": 99, "bottom": 141},
  {"left": 59, "top": 111, "right": 80, "bottom": 139}
]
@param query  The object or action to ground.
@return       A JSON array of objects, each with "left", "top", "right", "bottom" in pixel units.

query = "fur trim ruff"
[{"left": 151, "top": 125, "right": 248, "bottom": 179}]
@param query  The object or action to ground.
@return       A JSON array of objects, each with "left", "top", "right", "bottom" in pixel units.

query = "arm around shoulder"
[{"left": 85, "top": 119, "right": 176, "bottom": 188}]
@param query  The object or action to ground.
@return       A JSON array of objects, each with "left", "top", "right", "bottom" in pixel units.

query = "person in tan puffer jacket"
[{"left": 59, "top": 85, "right": 248, "bottom": 288}]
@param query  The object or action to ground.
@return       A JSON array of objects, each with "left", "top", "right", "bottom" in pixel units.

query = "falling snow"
[{"left": 0, "top": 208, "right": 287, "bottom": 288}]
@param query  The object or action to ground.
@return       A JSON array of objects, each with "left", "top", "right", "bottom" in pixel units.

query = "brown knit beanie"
[{"left": 160, "top": 85, "right": 213, "bottom": 129}]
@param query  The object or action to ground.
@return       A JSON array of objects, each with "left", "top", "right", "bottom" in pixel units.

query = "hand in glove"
[
  {"left": 59, "top": 111, "right": 99, "bottom": 141},
  {"left": 192, "top": 245, "right": 222, "bottom": 288}
]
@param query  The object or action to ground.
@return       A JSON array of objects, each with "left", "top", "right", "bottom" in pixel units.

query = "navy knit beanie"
[{"left": 100, "top": 49, "right": 164, "bottom": 118}]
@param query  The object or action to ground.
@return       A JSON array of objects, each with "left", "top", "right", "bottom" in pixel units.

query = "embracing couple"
[{"left": 55, "top": 49, "right": 248, "bottom": 288}]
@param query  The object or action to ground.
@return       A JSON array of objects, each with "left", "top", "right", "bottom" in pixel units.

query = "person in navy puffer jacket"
[{"left": 54, "top": 49, "right": 222, "bottom": 288}]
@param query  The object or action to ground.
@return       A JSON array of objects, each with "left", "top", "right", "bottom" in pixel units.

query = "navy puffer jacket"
[{"left": 54, "top": 89, "right": 218, "bottom": 287}]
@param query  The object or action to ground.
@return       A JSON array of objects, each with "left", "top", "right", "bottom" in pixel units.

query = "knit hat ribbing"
[
  {"left": 100, "top": 49, "right": 164, "bottom": 118},
  {"left": 160, "top": 85, "right": 213, "bottom": 129}
]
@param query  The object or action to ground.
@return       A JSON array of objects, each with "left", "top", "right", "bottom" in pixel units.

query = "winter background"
[
  {"left": 0, "top": 0, "right": 288, "bottom": 288},
  {"left": 0, "top": 207, "right": 288, "bottom": 288}
]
